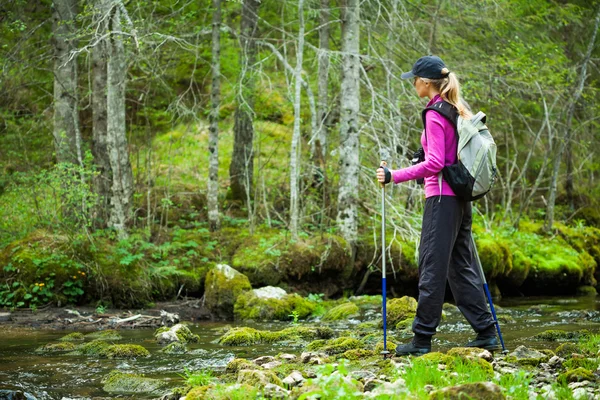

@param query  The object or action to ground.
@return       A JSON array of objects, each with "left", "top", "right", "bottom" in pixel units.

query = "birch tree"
[
  {"left": 52, "top": 0, "right": 83, "bottom": 166},
  {"left": 337, "top": 0, "right": 360, "bottom": 246},
  {"left": 96, "top": 0, "right": 134, "bottom": 234},
  {"left": 229, "top": 0, "right": 260, "bottom": 204},
  {"left": 289, "top": 0, "right": 306, "bottom": 238},
  {"left": 544, "top": 5, "right": 600, "bottom": 232},
  {"left": 208, "top": 0, "right": 222, "bottom": 232}
]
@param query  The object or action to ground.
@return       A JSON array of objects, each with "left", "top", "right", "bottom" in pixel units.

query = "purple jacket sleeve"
[{"left": 391, "top": 110, "right": 446, "bottom": 184}]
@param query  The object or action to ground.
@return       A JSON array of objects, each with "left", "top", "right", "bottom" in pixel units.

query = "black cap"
[{"left": 401, "top": 56, "right": 448, "bottom": 80}]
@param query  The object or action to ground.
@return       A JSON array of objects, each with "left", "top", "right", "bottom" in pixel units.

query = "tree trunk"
[
  {"left": 544, "top": 5, "right": 600, "bottom": 232},
  {"left": 208, "top": 0, "right": 222, "bottom": 232},
  {"left": 92, "top": 0, "right": 111, "bottom": 226},
  {"left": 229, "top": 0, "right": 260, "bottom": 204},
  {"left": 290, "top": 0, "right": 305, "bottom": 238},
  {"left": 52, "top": 0, "right": 82, "bottom": 166},
  {"left": 106, "top": 0, "right": 134, "bottom": 234},
  {"left": 315, "top": 0, "right": 330, "bottom": 162},
  {"left": 337, "top": 0, "right": 360, "bottom": 245}
]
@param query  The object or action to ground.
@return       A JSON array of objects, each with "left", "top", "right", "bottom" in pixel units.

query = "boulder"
[
  {"left": 506, "top": 345, "right": 549, "bottom": 366},
  {"left": 234, "top": 291, "right": 316, "bottom": 321},
  {"left": 154, "top": 324, "right": 199, "bottom": 344},
  {"left": 429, "top": 382, "right": 505, "bottom": 400},
  {"left": 237, "top": 369, "right": 283, "bottom": 388},
  {"left": 0, "top": 390, "right": 37, "bottom": 400},
  {"left": 385, "top": 296, "right": 417, "bottom": 327},
  {"left": 322, "top": 302, "right": 360, "bottom": 321},
  {"left": 102, "top": 371, "right": 167, "bottom": 395},
  {"left": 204, "top": 264, "right": 252, "bottom": 319},
  {"left": 254, "top": 286, "right": 287, "bottom": 299}
]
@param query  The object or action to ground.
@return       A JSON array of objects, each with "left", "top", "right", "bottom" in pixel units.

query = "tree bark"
[
  {"left": 105, "top": 0, "right": 134, "bottom": 234},
  {"left": 229, "top": 0, "right": 261, "bottom": 204},
  {"left": 544, "top": 5, "right": 600, "bottom": 232},
  {"left": 208, "top": 0, "right": 222, "bottom": 232},
  {"left": 92, "top": 0, "right": 111, "bottom": 226},
  {"left": 290, "top": 0, "right": 305, "bottom": 238},
  {"left": 337, "top": 0, "right": 360, "bottom": 245},
  {"left": 52, "top": 0, "right": 82, "bottom": 166},
  {"left": 315, "top": 0, "right": 330, "bottom": 162}
]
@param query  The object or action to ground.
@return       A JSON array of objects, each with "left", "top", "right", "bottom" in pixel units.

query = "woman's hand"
[{"left": 377, "top": 166, "right": 392, "bottom": 185}]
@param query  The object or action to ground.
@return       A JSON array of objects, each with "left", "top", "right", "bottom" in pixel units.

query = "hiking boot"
[
  {"left": 395, "top": 340, "right": 431, "bottom": 357},
  {"left": 465, "top": 335, "right": 501, "bottom": 351}
]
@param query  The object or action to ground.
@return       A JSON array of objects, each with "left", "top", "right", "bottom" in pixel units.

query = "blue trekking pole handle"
[
  {"left": 471, "top": 233, "right": 508, "bottom": 353},
  {"left": 380, "top": 160, "right": 389, "bottom": 358}
]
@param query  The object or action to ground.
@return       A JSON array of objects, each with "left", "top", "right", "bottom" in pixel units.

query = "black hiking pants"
[{"left": 412, "top": 196, "right": 495, "bottom": 338}]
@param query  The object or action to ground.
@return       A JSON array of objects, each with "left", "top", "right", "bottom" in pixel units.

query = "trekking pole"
[
  {"left": 380, "top": 155, "right": 390, "bottom": 359},
  {"left": 470, "top": 234, "right": 508, "bottom": 354}
]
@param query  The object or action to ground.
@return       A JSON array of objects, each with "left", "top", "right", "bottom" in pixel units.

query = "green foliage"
[
  {"left": 180, "top": 368, "right": 214, "bottom": 387},
  {"left": 298, "top": 360, "right": 363, "bottom": 400}
]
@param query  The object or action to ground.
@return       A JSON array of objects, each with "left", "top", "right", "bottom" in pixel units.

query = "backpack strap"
[{"left": 421, "top": 100, "right": 459, "bottom": 202}]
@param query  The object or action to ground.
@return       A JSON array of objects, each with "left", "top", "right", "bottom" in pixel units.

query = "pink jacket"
[{"left": 391, "top": 95, "right": 457, "bottom": 198}]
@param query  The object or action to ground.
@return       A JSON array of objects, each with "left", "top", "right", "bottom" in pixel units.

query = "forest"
[{"left": 0, "top": 0, "right": 599, "bottom": 309}]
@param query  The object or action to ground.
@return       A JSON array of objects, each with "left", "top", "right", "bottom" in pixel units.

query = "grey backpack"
[{"left": 422, "top": 101, "right": 497, "bottom": 201}]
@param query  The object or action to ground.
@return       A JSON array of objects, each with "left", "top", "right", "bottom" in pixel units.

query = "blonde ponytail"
[{"left": 422, "top": 69, "right": 472, "bottom": 119}]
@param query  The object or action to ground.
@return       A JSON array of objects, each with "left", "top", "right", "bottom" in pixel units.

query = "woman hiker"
[{"left": 376, "top": 55, "right": 500, "bottom": 356}]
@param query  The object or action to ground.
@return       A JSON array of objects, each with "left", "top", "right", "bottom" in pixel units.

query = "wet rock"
[
  {"left": 154, "top": 323, "right": 199, "bottom": 344},
  {"left": 253, "top": 355, "right": 276, "bottom": 365},
  {"left": 506, "top": 345, "right": 549, "bottom": 366},
  {"left": 204, "top": 264, "right": 252, "bottom": 319},
  {"left": 282, "top": 371, "right": 304, "bottom": 387},
  {"left": 429, "top": 382, "right": 505, "bottom": 400},
  {"left": 0, "top": 313, "right": 11, "bottom": 322},
  {"left": 234, "top": 291, "right": 316, "bottom": 321},
  {"left": 442, "top": 303, "right": 459, "bottom": 313},
  {"left": 159, "top": 342, "right": 187, "bottom": 354},
  {"left": 0, "top": 390, "right": 36, "bottom": 400},
  {"left": 363, "top": 378, "right": 385, "bottom": 392},
  {"left": 101, "top": 370, "right": 167, "bottom": 395},
  {"left": 322, "top": 302, "right": 360, "bottom": 321},
  {"left": 262, "top": 360, "right": 282, "bottom": 369},
  {"left": 548, "top": 355, "right": 564, "bottom": 368},
  {"left": 237, "top": 369, "right": 283, "bottom": 388},
  {"left": 576, "top": 285, "right": 597, "bottom": 296},
  {"left": 70, "top": 339, "right": 110, "bottom": 356}
]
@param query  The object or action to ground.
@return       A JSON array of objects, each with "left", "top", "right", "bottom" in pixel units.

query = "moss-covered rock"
[
  {"left": 558, "top": 367, "right": 596, "bottom": 383},
  {"left": 234, "top": 291, "right": 316, "bottom": 321},
  {"left": 476, "top": 236, "right": 513, "bottom": 279},
  {"left": 340, "top": 348, "right": 375, "bottom": 360},
  {"left": 71, "top": 339, "right": 111, "bottom": 356},
  {"left": 155, "top": 323, "right": 200, "bottom": 344},
  {"left": 36, "top": 342, "right": 77, "bottom": 353},
  {"left": 103, "top": 344, "right": 150, "bottom": 359},
  {"left": 307, "top": 337, "right": 363, "bottom": 355},
  {"left": 429, "top": 382, "right": 505, "bottom": 400},
  {"left": 85, "top": 329, "right": 122, "bottom": 341},
  {"left": 226, "top": 358, "right": 260, "bottom": 374},
  {"left": 218, "top": 326, "right": 334, "bottom": 346},
  {"left": 58, "top": 332, "right": 84, "bottom": 342},
  {"left": 554, "top": 343, "right": 581, "bottom": 358},
  {"left": 505, "top": 345, "right": 549, "bottom": 366},
  {"left": 237, "top": 369, "right": 283, "bottom": 388},
  {"left": 374, "top": 341, "right": 397, "bottom": 354},
  {"left": 563, "top": 357, "right": 600, "bottom": 371},
  {"left": 533, "top": 329, "right": 591, "bottom": 341},
  {"left": 385, "top": 296, "right": 417, "bottom": 327},
  {"left": 322, "top": 302, "right": 360, "bottom": 321},
  {"left": 160, "top": 342, "right": 188, "bottom": 354},
  {"left": 204, "top": 264, "right": 252, "bottom": 319},
  {"left": 184, "top": 386, "right": 210, "bottom": 400},
  {"left": 576, "top": 285, "right": 597, "bottom": 296},
  {"left": 102, "top": 370, "right": 167, "bottom": 395}
]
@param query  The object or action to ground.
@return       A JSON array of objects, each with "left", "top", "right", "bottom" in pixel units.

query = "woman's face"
[{"left": 413, "top": 77, "right": 428, "bottom": 98}]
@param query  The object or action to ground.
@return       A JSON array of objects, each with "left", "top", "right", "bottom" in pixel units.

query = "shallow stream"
[{"left": 1, "top": 296, "right": 599, "bottom": 399}]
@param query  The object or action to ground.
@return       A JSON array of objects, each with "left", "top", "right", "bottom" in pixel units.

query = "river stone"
[
  {"left": 367, "top": 378, "right": 407, "bottom": 397},
  {"left": 429, "top": 382, "right": 505, "bottom": 400},
  {"left": 0, "top": 391, "right": 36, "bottom": 400},
  {"left": 282, "top": 371, "right": 304, "bottom": 387},
  {"left": 447, "top": 347, "right": 493, "bottom": 362},
  {"left": 253, "top": 355, "right": 276, "bottom": 365},
  {"left": 262, "top": 360, "right": 282, "bottom": 369},
  {"left": 300, "top": 351, "right": 326, "bottom": 364},
  {"left": 364, "top": 378, "right": 385, "bottom": 392},
  {"left": 277, "top": 353, "right": 297, "bottom": 362},
  {"left": 102, "top": 371, "right": 167, "bottom": 395},
  {"left": 350, "top": 370, "right": 376, "bottom": 382},
  {"left": 155, "top": 324, "right": 199, "bottom": 344},
  {"left": 572, "top": 387, "right": 592, "bottom": 400},
  {"left": 0, "top": 313, "right": 11, "bottom": 322},
  {"left": 263, "top": 383, "right": 289, "bottom": 399},
  {"left": 507, "top": 345, "right": 549, "bottom": 366},
  {"left": 253, "top": 286, "right": 287, "bottom": 299},
  {"left": 237, "top": 369, "right": 283, "bottom": 388},
  {"left": 204, "top": 264, "right": 252, "bottom": 319}
]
